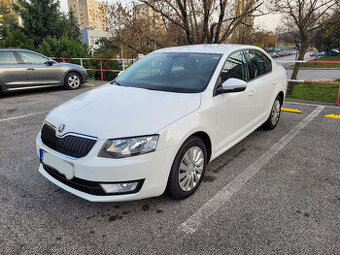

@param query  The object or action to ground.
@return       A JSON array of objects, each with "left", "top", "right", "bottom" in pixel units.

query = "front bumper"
[{"left": 36, "top": 135, "right": 176, "bottom": 202}]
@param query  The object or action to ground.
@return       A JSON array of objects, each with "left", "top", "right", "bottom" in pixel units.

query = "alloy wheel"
[
  {"left": 178, "top": 146, "right": 204, "bottom": 192},
  {"left": 68, "top": 75, "right": 80, "bottom": 88}
]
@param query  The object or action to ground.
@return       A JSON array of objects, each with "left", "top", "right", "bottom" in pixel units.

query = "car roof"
[
  {"left": 0, "top": 48, "right": 35, "bottom": 52},
  {"left": 154, "top": 44, "right": 263, "bottom": 54}
]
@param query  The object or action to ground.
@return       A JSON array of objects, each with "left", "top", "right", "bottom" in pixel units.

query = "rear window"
[
  {"left": 244, "top": 49, "right": 272, "bottom": 79},
  {"left": 0, "top": 52, "right": 18, "bottom": 64}
]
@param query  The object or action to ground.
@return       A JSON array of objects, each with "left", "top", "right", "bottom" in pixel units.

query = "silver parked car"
[{"left": 0, "top": 49, "right": 87, "bottom": 93}]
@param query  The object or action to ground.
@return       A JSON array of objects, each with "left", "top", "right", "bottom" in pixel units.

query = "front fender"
[
  {"left": 63, "top": 68, "right": 87, "bottom": 84},
  {"left": 157, "top": 110, "right": 215, "bottom": 157}
]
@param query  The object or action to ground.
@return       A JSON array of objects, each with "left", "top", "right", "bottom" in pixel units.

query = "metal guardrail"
[
  {"left": 276, "top": 60, "right": 340, "bottom": 105},
  {"left": 52, "top": 57, "right": 138, "bottom": 81}
]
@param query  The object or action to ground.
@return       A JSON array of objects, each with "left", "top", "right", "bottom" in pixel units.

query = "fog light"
[{"left": 100, "top": 182, "right": 138, "bottom": 194}]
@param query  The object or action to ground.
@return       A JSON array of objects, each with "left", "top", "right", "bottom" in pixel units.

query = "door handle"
[
  {"left": 27, "top": 68, "right": 35, "bottom": 71},
  {"left": 248, "top": 89, "right": 256, "bottom": 96}
]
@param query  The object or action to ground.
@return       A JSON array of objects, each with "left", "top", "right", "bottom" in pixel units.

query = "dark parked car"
[
  {"left": 325, "top": 51, "right": 340, "bottom": 56},
  {"left": 0, "top": 49, "right": 87, "bottom": 93}
]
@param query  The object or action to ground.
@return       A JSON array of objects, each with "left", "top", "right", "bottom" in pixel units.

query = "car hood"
[
  {"left": 55, "top": 62, "right": 84, "bottom": 69},
  {"left": 45, "top": 84, "right": 201, "bottom": 139}
]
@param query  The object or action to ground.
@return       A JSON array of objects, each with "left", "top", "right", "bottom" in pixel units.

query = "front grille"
[
  {"left": 43, "top": 164, "right": 144, "bottom": 196},
  {"left": 41, "top": 123, "right": 96, "bottom": 158}
]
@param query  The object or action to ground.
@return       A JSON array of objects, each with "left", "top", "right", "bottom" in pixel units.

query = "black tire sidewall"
[
  {"left": 264, "top": 96, "right": 282, "bottom": 130},
  {"left": 167, "top": 136, "right": 208, "bottom": 200}
]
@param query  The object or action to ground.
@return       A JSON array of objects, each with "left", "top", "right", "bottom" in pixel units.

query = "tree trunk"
[{"left": 287, "top": 42, "right": 307, "bottom": 95}]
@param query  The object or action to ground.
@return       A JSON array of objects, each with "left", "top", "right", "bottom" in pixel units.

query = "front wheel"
[
  {"left": 263, "top": 95, "right": 282, "bottom": 130},
  {"left": 64, "top": 72, "right": 82, "bottom": 90},
  {"left": 167, "top": 136, "right": 207, "bottom": 200}
]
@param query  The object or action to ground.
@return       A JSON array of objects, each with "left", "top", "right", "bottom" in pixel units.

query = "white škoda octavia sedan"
[{"left": 36, "top": 44, "right": 287, "bottom": 202}]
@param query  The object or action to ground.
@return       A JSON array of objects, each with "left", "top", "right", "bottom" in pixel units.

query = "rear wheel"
[
  {"left": 64, "top": 72, "right": 82, "bottom": 90},
  {"left": 167, "top": 136, "right": 207, "bottom": 199},
  {"left": 263, "top": 95, "right": 282, "bottom": 130}
]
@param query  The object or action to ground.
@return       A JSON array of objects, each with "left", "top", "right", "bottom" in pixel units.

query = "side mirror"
[
  {"left": 44, "top": 60, "right": 55, "bottom": 66},
  {"left": 216, "top": 78, "right": 247, "bottom": 95},
  {"left": 118, "top": 71, "right": 124, "bottom": 77}
]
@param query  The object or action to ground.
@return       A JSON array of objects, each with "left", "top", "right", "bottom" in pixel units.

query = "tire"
[
  {"left": 64, "top": 72, "right": 82, "bottom": 90},
  {"left": 263, "top": 95, "right": 282, "bottom": 130},
  {"left": 167, "top": 136, "right": 208, "bottom": 200}
]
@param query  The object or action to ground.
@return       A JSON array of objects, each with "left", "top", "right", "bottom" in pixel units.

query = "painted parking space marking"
[
  {"left": 324, "top": 114, "right": 340, "bottom": 119},
  {"left": 179, "top": 106, "right": 325, "bottom": 234},
  {"left": 281, "top": 107, "right": 303, "bottom": 114},
  {"left": 0, "top": 111, "right": 49, "bottom": 123},
  {"left": 83, "top": 84, "right": 95, "bottom": 87},
  {"left": 284, "top": 101, "right": 340, "bottom": 110}
]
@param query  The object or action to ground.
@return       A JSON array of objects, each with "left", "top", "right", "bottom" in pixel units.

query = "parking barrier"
[
  {"left": 276, "top": 60, "right": 340, "bottom": 106},
  {"left": 53, "top": 57, "right": 138, "bottom": 81}
]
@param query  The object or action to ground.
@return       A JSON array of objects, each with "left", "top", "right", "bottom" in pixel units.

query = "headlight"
[{"left": 98, "top": 135, "right": 159, "bottom": 158}]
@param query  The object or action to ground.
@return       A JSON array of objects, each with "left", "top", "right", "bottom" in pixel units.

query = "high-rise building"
[
  {"left": 133, "top": 4, "right": 163, "bottom": 29},
  {"left": 67, "top": 0, "right": 108, "bottom": 30}
]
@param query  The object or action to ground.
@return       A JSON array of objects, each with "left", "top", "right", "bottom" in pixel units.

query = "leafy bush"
[
  {"left": 39, "top": 36, "right": 89, "bottom": 58},
  {"left": 1, "top": 29, "right": 34, "bottom": 49}
]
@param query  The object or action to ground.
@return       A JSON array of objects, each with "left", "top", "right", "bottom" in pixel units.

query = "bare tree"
[
  {"left": 272, "top": 0, "right": 338, "bottom": 95},
  {"left": 250, "top": 30, "right": 276, "bottom": 50},
  {"left": 107, "top": 2, "right": 186, "bottom": 57},
  {"left": 313, "top": 2, "right": 340, "bottom": 51},
  {"left": 138, "top": 0, "right": 264, "bottom": 44}
]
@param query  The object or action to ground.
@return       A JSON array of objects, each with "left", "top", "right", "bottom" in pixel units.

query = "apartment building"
[{"left": 67, "top": 0, "right": 108, "bottom": 30}]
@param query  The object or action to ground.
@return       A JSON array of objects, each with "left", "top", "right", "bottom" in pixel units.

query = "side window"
[
  {"left": 18, "top": 51, "right": 48, "bottom": 64},
  {"left": 220, "top": 51, "right": 248, "bottom": 84},
  {"left": 0, "top": 52, "right": 18, "bottom": 64},
  {"left": 245, "top": 49, "right": 272, "bottom": 80}
]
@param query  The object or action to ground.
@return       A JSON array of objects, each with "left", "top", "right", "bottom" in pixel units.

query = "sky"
[{"left": 59, "top": 0, "right": 281, "bottom": 32}]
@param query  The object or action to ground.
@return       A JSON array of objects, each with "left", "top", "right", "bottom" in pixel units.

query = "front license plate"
[{"left": 42, "top": 151, "right": 74, "bottom": 180}]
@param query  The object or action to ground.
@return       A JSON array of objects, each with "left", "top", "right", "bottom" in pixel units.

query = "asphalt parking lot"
[{"left": 0, "top": 85, "right": 339, "bottom": 254}]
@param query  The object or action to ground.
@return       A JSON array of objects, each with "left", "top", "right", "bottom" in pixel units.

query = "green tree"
[
  {"left": 67, "top": 9, "right": 82, "bottom": 42},
  {"left": 38, "top": 36, "right": 89, "bottom": 58},
  {"left": 1, "top": 29, "right": 34, "bottom": 49},
  {"left": 94, "top": 38, "right": 119, "bottom": 57},
  {"left": 0, "top": 2, "right": 19, "bottom": 41},
  {"left": 313, "top": 7, "right": 340, "bottom": 52},
  {"left": 15, "top": 0, "right": 63, "bottom": 47}
]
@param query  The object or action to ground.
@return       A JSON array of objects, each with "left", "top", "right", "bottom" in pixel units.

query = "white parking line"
[
  {"left": 180, "top": 105, "right": 325, "bottom": 234},
  {"left": 0, "top": 111, "right": 49, "bottom": 122},
  {"left": 285, "top": 101, "right": 340, "bottom": 109}
]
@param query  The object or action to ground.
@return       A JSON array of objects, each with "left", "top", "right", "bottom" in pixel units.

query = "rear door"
[
  {"left": 0, "top": 51, "right": 28, "bottom": 89},
  {"left": 243, "top": 49, "right": 275, "bottom": 122},
  {"left": 17, "top": 51, "right": 61, "bottom": 85}
]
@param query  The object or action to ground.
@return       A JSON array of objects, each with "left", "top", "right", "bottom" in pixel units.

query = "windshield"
[{"left": 115, "top": 52, "right": 222, "bottom": 93}]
